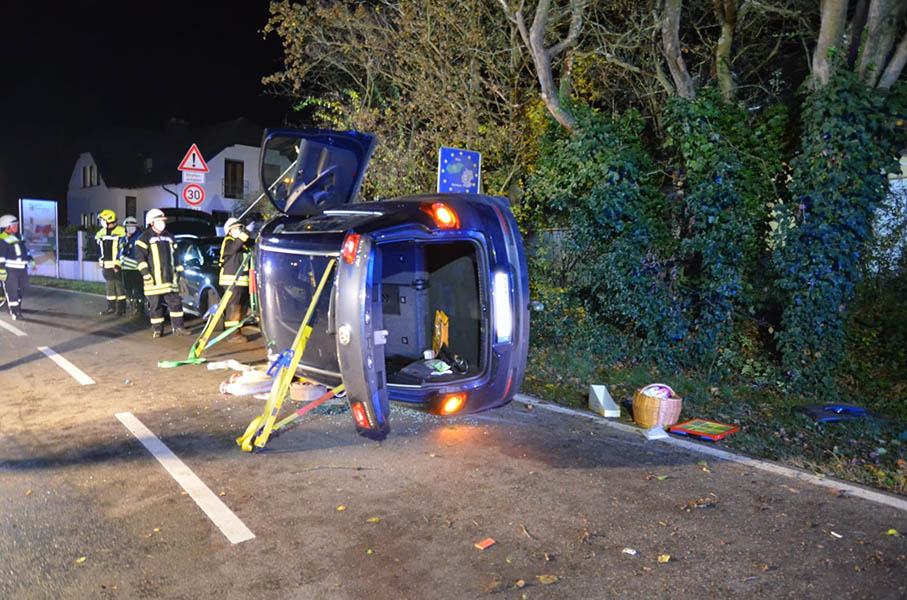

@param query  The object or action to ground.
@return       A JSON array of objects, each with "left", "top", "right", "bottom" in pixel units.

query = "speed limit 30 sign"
[{"left": 182, "top": 184, "right": 205, "bottom": 206}]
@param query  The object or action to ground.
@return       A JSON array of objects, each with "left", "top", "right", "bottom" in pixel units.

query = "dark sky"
[{"left": 0, "top": 1, "right": 293, "bottom": 219}]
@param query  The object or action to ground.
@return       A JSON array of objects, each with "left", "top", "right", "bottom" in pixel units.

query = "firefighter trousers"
[
  {"left": 147, "top": 292, "right": 185, "bottom": 333},
  {"left": 3, "top": 268, "right": 27, "bottom": 317},
  {"left": 103, "top": 267, "right": 126, "bottom": 313}
]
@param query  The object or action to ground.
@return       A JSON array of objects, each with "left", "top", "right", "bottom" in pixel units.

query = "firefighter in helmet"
[
  {"left": 0, "top": 214, "right": 33, "bottom": 320},
  {"left": 95, "top": 209, "right": 128, "bottom": 315},
  {"left": 218, "top": 217, "right": 252, "bottom": 342},
  {"left": 134, "top": 209, "right": 192, "bottom": 338},
  {"left": 119, "top": 216, "right": 145, "bottom": 314}
]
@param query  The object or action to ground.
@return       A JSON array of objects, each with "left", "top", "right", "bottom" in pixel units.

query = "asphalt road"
[{"left": 1, "top": 287, "right": 906, "bottom": 599}]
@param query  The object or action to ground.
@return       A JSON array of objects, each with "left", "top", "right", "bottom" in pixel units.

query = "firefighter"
[
  {"left": 95, "top": 209, "right": 127, "bottom": 315},
  {"left": 120, "top": 216, "right": 145, "bottom": 315},
  {"left": 0, "top": 214, "right": 33, "bottom": 320},
  {"left": 134, "top": 209, "right": 192, "bottom": 338},
  {"left": 218, "top": 217, "right": 252, "bottom": 342}
]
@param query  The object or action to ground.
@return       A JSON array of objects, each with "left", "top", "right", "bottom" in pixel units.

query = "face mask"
[
  {"left": 152, "top": 221, "right": 165, "bottom": 233},
  {"left": 126, "top": 226, "right": 136, "bottom": 235}
]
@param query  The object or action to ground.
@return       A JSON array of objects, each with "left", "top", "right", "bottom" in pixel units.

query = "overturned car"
[{"left": 255, "top": 129, "right": 529, "bottom": 439}]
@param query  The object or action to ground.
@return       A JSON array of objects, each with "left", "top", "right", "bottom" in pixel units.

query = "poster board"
[{"left": 19, "top": 198, "right": 58, "bottom": 278}]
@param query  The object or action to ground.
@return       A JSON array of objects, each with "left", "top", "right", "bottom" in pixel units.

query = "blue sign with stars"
[{"left": 437, "top": 147, "right": 481, "bottom": 194}]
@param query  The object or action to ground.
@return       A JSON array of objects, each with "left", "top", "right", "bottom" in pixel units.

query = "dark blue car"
[{"left": 255, "top": 129, "right": 529, "bottom": 439}]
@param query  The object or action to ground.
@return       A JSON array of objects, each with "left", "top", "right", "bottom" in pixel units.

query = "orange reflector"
[
  {"left": 351, "top": 402, "right": 371, "bottom": 429},
  {"left": 342, "top": 234, "right": 361, "bottom": 264},
  {"left": 440, "top": 393, "right": 466, "bottom": 415},
  {"left": 421, "top": 202, "right": 459, "bottom": 229}
]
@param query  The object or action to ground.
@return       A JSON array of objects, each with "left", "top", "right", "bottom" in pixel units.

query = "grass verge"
[
  {"left": 30, "top": 276, "right": 105, "bottom": 295},
  {"left": 523, "top": 344, "right": 907, "bottom": 496}
]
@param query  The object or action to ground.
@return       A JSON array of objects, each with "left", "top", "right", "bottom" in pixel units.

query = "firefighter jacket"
[
  {"left": 218, "top": 229, "right": 251, "bottom": 287},
  {"left": 120, "top": 228, "right": 143, "bottom": 271},
  {"left": 95, "top": 225, "right": 127, "bottom": 269},
  {"left": 0, "top": 231, "right": 32, "bottom": 272},
  {"left": 134, "top": 228, "right": 182, "bottom": 296}
]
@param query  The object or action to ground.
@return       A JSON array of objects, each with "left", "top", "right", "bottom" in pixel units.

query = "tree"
[{"left": 497, "top": 0, "right": 585, "bottom": 134}]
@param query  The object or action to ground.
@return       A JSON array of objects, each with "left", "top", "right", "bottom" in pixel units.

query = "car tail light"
[
  {"left": 351, "top": 402, "right": 371, "bottom": 429},
  {"left": 493, "top": 270, "right": 513, "bottom": 343},
  {"left": 421, "top": 202, "right": 459, "bottom": 229},
  {"left": 342, "top": 234, "right": 361, "bottom": 264},
  {"left": 440, "top": 393, "right": 466, "bottom": 415}
]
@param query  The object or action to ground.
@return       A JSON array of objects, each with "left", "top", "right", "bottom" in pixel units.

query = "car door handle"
[{"left": 374, "top": 329, "right": 388, "bottom": 346}]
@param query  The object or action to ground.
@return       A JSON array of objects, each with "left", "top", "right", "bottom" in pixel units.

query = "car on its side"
[
  {"left": 175, "top": 236, "right": 224, "bottom": 317},
  {"left": 254, "top": 128, "right": 530, "bottom": 440}
]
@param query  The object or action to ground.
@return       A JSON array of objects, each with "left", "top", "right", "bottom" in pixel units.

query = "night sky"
[{"left": 0, "top": 1, "right": 293, "bottom": 220}]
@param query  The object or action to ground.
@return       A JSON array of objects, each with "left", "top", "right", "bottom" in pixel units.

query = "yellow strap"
[{"left": 237, "top": 259, "right": 336, "bottom": 452}]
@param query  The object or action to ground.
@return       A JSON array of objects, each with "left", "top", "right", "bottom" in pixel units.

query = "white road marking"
[
  {"left": 37, "top": 346, "right": 95, "bottom": 385},
  {"left": 0, "top": 319, "right": 27, "bottom": 336},
  {"left": 514, "top": 394, "right": 907, "bottom": 513},
  {"left": 115, "top": 412, "right": 255, "bottom": 544}
]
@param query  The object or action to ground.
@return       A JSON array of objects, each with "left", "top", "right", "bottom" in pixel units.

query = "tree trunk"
[
  {"left": 877, "top": 31, "right": 907, "bottom": 89},
  {"left": 498, "top": 0, "right": 584, "bottom": 134},
  {"left": 811, "top": 0, "right": 848, "bottom": 87},
  {"left": 662, "top": 0, "right": 696, "bottom": 100},
  {"left": 856, "top": 0, "right": 897, "bottom": 88},
  {"left": 714, "top": 0, "right": 738, "bottom": 103}
]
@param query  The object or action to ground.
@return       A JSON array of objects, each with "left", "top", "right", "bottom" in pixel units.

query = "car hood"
[{"left": 261, "top": 128, "right": 377, "bottom": 217}]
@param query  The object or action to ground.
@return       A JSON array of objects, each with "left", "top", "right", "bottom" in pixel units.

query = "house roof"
[{"left": 80, "top": 117, "right": 263, "bottom": 189}]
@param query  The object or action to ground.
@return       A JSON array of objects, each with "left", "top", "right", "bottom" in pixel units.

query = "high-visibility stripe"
[
  {"left": 151, "top": 317, "right": 165, "bottom": 324},
  {"left": 151, "top": 244, "right": 163, "bottom": 284}
]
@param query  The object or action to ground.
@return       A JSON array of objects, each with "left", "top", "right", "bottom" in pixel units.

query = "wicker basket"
[{"left": 632, "top": 385, "right": 683, "bottom": 428}]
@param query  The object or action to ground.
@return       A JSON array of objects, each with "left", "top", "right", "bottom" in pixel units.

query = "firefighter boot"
[{"left": 116, "top": 299, "right": 127, "bottom": 316}]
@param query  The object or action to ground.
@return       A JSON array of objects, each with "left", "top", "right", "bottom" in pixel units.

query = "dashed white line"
[
  {"left": 0, "top": 319, "right": 27, "bottom": 336},
  {"left": 37, "top": 346, "right": 95, "bottom": 385},
  {"left": 115, "top": 412, "right": 256, "bottom": 545},
  {"left": 514, "top": 393, "right": 907, "bottom": 512}
]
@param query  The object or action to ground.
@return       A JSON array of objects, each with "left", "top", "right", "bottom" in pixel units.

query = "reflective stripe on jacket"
[
  {"left": 120, "top": 229, "right": 143, "bottom": 270},
  {"left": 0, "top": 232, "right": 31, "bottom": 270},
  {"left": 218, "top": 230, "right": 251, "bottom": 287},
  {"left": 134, "top": 229, "right": 181, "bottom": 296},
  {"left": 95, "top": 226, "right": 127, "bottom": 269}
]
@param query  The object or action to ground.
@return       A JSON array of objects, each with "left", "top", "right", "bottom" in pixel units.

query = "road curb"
[{"left": 514, "top": 393, "right": 907, "bottom": 512}]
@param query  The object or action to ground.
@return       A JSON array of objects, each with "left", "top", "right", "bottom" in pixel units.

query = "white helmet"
[
  {"left": 224, "top": 217, "right": 242, "bottom": 234},
  {"left": 0, "top": 214, "right": 18, "bottom": 228},
  {"left": 145, "top": 208, "right": 166, "bottom": 226},
  {"left": 123, "top": 216, "right": 138, "bottom": 227}
]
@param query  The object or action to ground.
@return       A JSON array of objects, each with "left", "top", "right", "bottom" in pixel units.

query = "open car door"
[{"left": 335, "top": 232, "right": 391, "bottom": 440}]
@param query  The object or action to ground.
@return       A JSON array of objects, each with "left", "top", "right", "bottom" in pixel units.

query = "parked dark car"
[
  {"left": 175, "top": 236, "right": 224, "bottom": 317},
  {"left": 255, "top": 128, "right": 530, "bottom": 440},
  {"left": 160, "top": 208, "right": 217, "bottom": 237}
]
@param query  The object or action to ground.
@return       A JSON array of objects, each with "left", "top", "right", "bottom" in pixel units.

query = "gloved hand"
[
  {"left": 143, "top": 275, "right": 153, "bottom": 286},
  {"left": 29, "top": 260, "right": 35, "bottom": 269},
  {"left": 0, "top": 269, "right": 6, "bottom": 282}
]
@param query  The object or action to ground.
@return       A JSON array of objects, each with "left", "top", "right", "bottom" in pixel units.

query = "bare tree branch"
[{"left": 662, "top": 0, "right": 696, "bottom": 99}]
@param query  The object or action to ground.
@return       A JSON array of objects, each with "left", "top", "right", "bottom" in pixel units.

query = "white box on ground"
[{"left": 588, "top": 384, "right": 620, "bottom": 417}]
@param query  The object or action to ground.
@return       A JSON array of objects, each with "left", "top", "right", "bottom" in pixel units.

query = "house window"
[
  {"left": 89, "top": 165, "right": 96, "bottom": 186},
  {"left": 224, "top": 159, "right": 244, "bottom": 199},
  {"left": 143, "top": 157, "right": 152, "bottom": 174},
  {"left": 125, "top": 196, "right": 136, "bottom": 220},
  {"left": 82, "top": 166, "right": 88, "bottom": 188}
]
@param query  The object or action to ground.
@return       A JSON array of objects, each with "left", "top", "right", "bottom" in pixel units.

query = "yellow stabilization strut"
[{"left": 236, "top": 258, "right": 336, "bottom": 452}]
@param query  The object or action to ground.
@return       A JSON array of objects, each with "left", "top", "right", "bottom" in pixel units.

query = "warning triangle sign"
[{"left": 178, "top": 143, "right": 209, "bottom": 172}]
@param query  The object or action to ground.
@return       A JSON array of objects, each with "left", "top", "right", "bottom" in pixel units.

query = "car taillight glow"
[
  {"left": 493, "top": 270, "right": 513, "bottom": 343},
  {"left": 421, "top": 202, "right": 459, "bottom": 229},
  {"left": 342, "top": 234, "right": 361, "bottom": 264},
  {"left": 351, "top": 402, "right": 371, "bottom": 429},
  {"left": 440, "top": 393, "right": 466, "bottom": 415}
]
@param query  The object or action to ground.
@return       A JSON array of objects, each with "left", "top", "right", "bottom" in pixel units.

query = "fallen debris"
[{"left": 474, "top": 538, "right": 496, "bottom": 550}]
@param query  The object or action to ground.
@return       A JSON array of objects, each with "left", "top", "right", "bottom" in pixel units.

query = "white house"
[{"left": 66, "top": 118, "right": 263, "bottom": 229}]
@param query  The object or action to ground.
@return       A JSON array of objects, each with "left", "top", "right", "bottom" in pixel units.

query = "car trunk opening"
[{"left": 378, "top": 239, "right": 486, "bottom": 385}]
